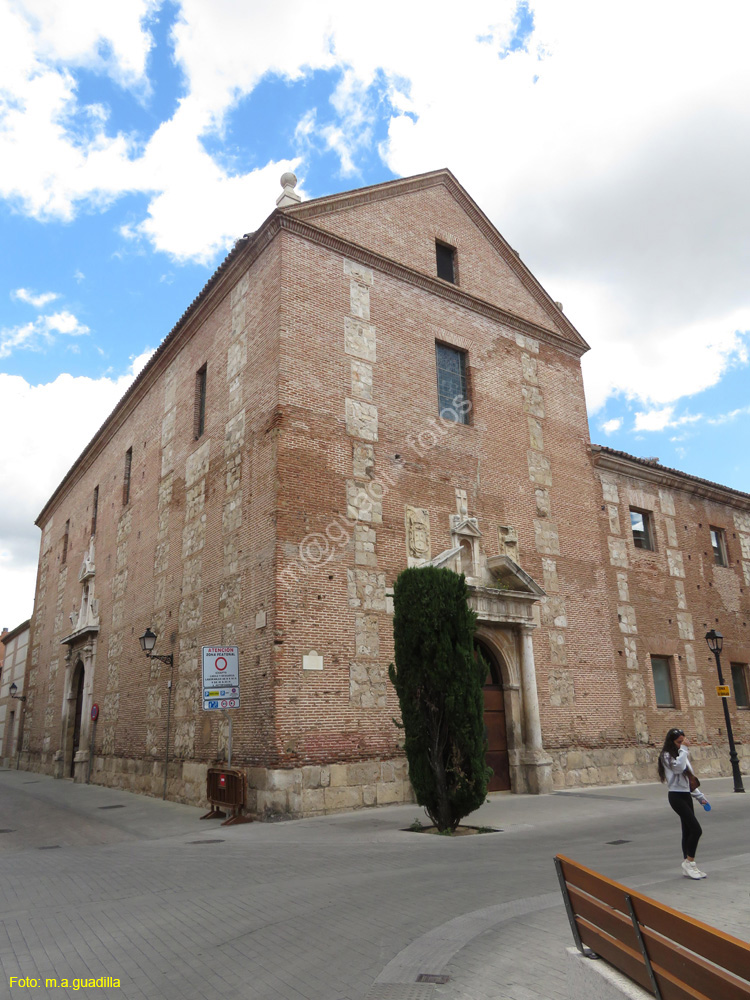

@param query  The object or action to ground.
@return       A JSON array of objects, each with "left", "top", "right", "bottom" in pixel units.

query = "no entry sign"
[{"left": 202, "top": 646, "right": 240, "bottom": 710}]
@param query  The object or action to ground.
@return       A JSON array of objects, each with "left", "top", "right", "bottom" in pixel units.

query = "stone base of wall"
[
  {"left": 14, "top": 741, "right": 748, "bottom": 817},
  {"left": 550, "top": 741, "right": 750, "bottom": 789},
  {"left": 246, "top": 758, "right": 415, "bottom": 820},
  {"left": 14, "top": 751, "right": 415, "bottom": 818}
]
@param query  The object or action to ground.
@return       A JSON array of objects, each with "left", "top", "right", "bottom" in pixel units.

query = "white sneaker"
[
  {"left": 682, "top": 860, "right": 703, "bottom": 880},
  {"left": 690, "top": 862, "right": 707, "bottom": 878}
]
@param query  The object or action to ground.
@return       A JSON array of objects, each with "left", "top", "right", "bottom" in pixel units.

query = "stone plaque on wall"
[{"left": 405, "top": 506, "right": 431, "bottom": 567}]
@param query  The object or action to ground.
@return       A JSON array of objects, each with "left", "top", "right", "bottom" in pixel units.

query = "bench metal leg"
[
  {"left": 625, "top": 894, "right": 662, "bottom": 1000},
  {"left": 554, "top": 856, "right": 598, "bottom": 958}
]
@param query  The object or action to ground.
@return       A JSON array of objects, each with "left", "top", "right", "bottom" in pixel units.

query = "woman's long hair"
[{"left": 657, "top": 728, "right": 685, "bottom": 782}]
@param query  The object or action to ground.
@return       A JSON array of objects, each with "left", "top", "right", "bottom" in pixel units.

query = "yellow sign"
[{"left": 716, "top": 685, "right": 731, "bottom": 698}]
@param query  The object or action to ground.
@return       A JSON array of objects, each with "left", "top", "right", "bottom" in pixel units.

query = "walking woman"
[{"left": 658, "top": 728, "right": 710, "bottom": 879}]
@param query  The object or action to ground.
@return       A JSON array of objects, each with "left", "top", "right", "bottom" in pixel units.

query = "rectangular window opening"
[
  {"left": 710, "top": 526, "right": 728, "bottom": 566},
  {"left": 630, "top": 508, "right": 655, "bottom": 550},
  {"left": 194, "top": 364, "right": 207, "bottom": 439},
  {"left": 91, "top": 485, "right": 99, "bottom": 536},
  {"left": 123, "top": 447, "right": 132, "bottom": 505},
  {"left": 435, "top": 241, "right": 456, "bottom": 283},
  {"left": 731, "top": 663, "right": 749, "bottom": 709},
  {"left": 651, "top": 655, "right": 675, "bottom": 708},
  {"left": 436, "top": 342, "right": 470, "bottom": 424}
]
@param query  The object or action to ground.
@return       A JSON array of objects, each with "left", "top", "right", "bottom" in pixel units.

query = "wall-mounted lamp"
[
  {"left": 138, "top": 626, "right": 173, "bottom": 666},
  {"left": 9, "top": 682, "right": 26, "bottom": 702}
]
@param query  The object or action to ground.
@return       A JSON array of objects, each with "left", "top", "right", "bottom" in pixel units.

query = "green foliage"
[{"left": 388, "top": 566, "right": 491, "bottom": 832}]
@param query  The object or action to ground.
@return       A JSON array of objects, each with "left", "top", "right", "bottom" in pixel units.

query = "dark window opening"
[
  {"left": 61, "top": 519, "right": 70, "bottom": 565},
  {"left": 630, "top": 508, "right": 654, "bottom": 550},
  {"left": 194, "top": 364, "right": 207, "bottom": 439},
  {"left": 710, "top": 526, "right": 728, "bottom": 566},
  {"left": 651, "top": 655, "right": 675, "bottom": 708},
  {"left": 731, "top": 663, "right": 749, "bottom": 708},
  {"left": 123, "top": 448, "right": 132, "bottom": 505},
  {"left": 91, "top": 486, "right": 99, "bottom": 536},
  {"left": 436, "top": 241, "right": 456, "bottom": 283},
  {"left": 436, "top": 343, "right": 470, "bottom": 424}
]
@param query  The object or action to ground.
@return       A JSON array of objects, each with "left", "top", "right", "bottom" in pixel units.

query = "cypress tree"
[{"left": 388, "top": 566, "right": 490, "bottom": 831}]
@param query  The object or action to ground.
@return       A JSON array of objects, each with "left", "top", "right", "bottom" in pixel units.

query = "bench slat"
[
  {"left": 575, "top": 916, "right": 654, "bottom": 993},
  {"left": 567, "top": 884, "right": 640, "bottom": 952},
  {"left": 633, "top": 895, "right": 750, "bottom": 982},
  {"left": 643, "top": 928, "right": 750, "bottom": 1000},
  {"left": 559, "top": 856, "right": 631, "bottom": 913}
]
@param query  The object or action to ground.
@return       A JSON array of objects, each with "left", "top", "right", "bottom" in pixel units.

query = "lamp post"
[
  {"left": 9, "top": 682, "right": 26, "bottom": 702},
  {"left": 705, "top": 629, "right": 745, "bottom": 793},
  {"left": 138, "top": 627, "right": 174, "bottom": 800}
]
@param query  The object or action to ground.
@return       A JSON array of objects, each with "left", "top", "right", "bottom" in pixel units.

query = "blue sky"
[{"left": 1, "top": 0, "right": 749, "bottom": 627}]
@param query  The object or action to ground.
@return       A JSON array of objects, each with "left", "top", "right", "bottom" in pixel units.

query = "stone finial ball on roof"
[{"left": 280, "top": 172, "right": 297, "bottom": 189}]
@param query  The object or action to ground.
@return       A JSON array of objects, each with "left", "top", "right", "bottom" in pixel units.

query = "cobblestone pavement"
[{"left": 1, "top": 769, "right": 748, "bottom": 1000}]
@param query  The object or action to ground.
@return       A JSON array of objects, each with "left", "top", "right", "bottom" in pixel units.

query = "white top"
[{"left": 662, "top": 747, "right": 706, "bottom": 801}]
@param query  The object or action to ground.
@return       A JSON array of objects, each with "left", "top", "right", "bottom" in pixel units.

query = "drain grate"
[
  {"left": 0, "top": 829, "right": 16, "bottom": 834},
  {"left": 98, "top": 804, "right": 126, "bottom": 810},
  {"left": 22, "top": 780, "right": 41, "bottom": 784},
  {"left": 38, "top": 845, "right": 61, "bottom": 850},
  {"left": 416, "top": 975, "right": 450, "bottom": 985},
  {"left": 606, "top": 839, "right": 632, "bottom": 845},
  {"left": 188, "top": 839, "right": 225, "bottom": 845}
]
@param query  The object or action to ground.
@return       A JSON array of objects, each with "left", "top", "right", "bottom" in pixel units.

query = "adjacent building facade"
[
  {"left": 1, "top": 620, "right": 30, "bottom": 767},
  {"left": 17, "top": 170, "right": 750, "bottom": 815}
]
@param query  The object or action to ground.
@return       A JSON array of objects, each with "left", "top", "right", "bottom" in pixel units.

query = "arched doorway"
[
  {"left": 475, "top": 638, "right": 510, "bottom": 791},
  {"left": 70, "top": 663, "right": 85, "bottom": 777}
]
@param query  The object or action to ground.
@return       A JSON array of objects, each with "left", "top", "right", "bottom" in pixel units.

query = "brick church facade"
[{"left": 19, "top": 170, "right": 750, "bottom": 815}]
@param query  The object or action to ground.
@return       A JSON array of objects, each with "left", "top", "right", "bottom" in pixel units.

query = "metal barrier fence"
[{"left": 200, "top": 767, "right": 253, "bottom": 825}]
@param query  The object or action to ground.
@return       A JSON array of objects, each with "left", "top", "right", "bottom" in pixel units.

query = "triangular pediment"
[
  {"left": 451, "top": 517, "right": 482, "bottom": 538},
  {"left": 285, "top": 169, "right": 588, "bottom": 354},
  {"left": 486, "top": 555, "right": 545, "bottom": 596}
]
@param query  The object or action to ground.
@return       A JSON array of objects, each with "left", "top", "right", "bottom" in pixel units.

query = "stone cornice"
[{"left": 591, "top": 445, "right": 750, "bottom": 511}]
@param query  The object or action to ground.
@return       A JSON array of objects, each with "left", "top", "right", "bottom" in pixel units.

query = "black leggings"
[{"left": 668, "top": 792, "right": 702, "bottom": 858}]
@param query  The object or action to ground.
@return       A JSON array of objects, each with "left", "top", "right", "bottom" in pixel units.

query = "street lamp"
[
  {"left": 9, "top": 682, "right": 26, "bottom": 702},
  {"left": 705, "top": 629, "right": 745, "bottom": 793},
  {"left": 138, "top": 627, "right": 174, "bottom": 800},
  {"left": 138, "top": 626, "right": 173, "bottom": 665}
]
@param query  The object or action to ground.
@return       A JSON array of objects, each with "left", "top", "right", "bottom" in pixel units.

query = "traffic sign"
[
  {"left": 203, "top": 698, "right": 240, "bottom": 710},
  {"left": 202, "top": 646, "right": 239, "bottom": 686},
  {"left": 716, "top": 685, "right": 731, "bottom": 698}
]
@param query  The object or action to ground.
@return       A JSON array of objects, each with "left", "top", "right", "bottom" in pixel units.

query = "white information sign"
[{"left": 202, "top": 646, "right": 240, "bottom": 711}]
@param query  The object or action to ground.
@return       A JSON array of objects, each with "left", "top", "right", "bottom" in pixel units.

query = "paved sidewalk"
[{"left": 1, "top": 769, "right": 748, "bottom": 1000}]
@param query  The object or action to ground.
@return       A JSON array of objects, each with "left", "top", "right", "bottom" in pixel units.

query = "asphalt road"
[{"left": 1, "top": 768, "right": 748, "bottom": 1000}]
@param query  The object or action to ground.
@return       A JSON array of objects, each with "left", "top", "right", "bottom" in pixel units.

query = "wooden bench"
[{"left": 555, "top": 854, "right": 750, "bottom": 1000}]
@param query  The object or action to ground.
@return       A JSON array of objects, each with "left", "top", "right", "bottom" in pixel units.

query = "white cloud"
[
  {"left": 0, "top": 309, "right": 89, "bottom": 358},
  {"left": 707, "top": 405, "right": 750, "bottom": 426},
  {"left": 633, "top": 407, "right": 702, "bottom": 433},
  {"left": 44, "top": 310, "right": 89, "bottom": 335},
  {"left": 12, "top": 287, "right": 59, "bottom": 308},
  {"left": 0, "top": 360, "right": 148, "bottom": 627},
  {"left": 601, "top": 418, "right": 621, "bottom": 434}
]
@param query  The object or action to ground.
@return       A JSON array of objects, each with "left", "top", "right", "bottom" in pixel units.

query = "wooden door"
[
  {"left": 70, "top": 668, "right": 85, "bottom": 777},
  {"left": 477, "top": 641, "right": 511, "bottom": 791}
]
